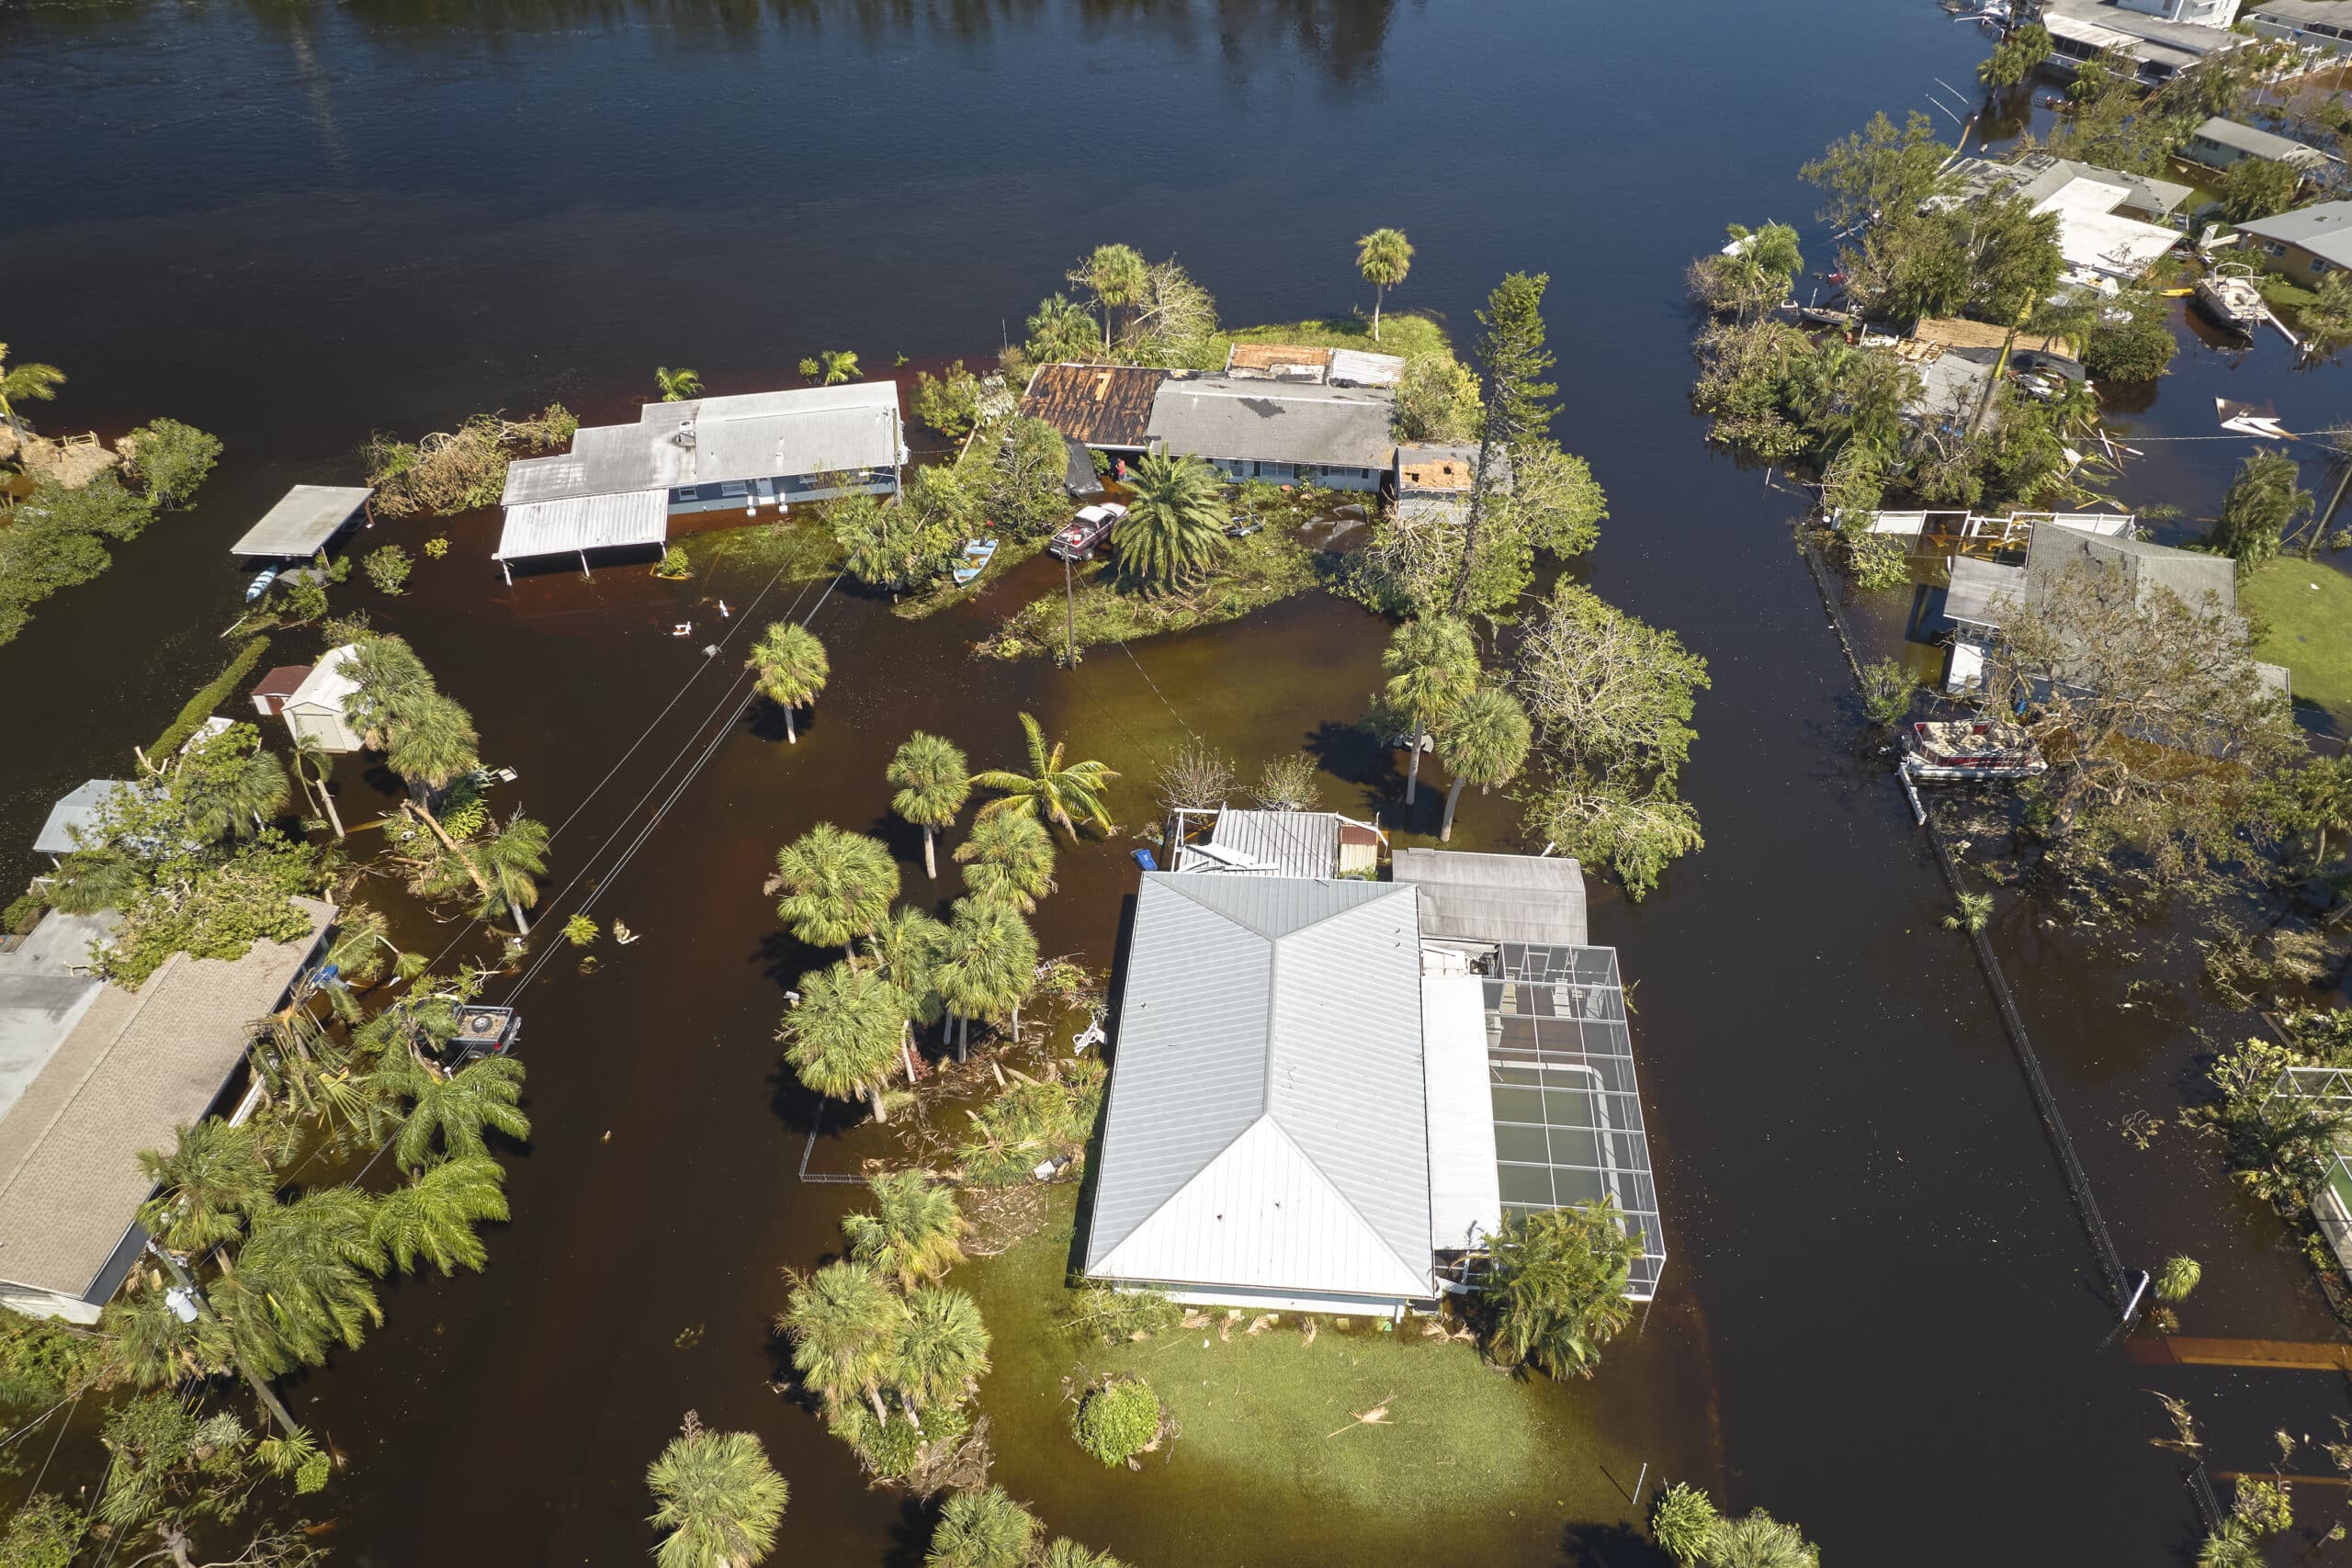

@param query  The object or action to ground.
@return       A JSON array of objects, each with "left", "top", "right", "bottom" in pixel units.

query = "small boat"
[
  {"left": 2193, "top": 268, "right": 2267, "bottom": 335},
  {"left": 244, "top": 567, "right": 279, "bottom": 602},
  {"left": 952, "top": 536, "right": 998, "bottom": 587},
  {"left": 1049, "top": 502, "right": 1125, "bottom": 562},
  {"left": 1902, "top": 719, "right": 2048, "bottom": 782}
]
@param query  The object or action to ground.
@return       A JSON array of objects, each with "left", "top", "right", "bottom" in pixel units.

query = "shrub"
[
  {"left": 1651, "top": 1482, "right": 1723, "bottom": 1565},
  {"left": 365, "top": 544, "right": 413, "bottom": 594},
  {"left": 148, "top": 636, "right": 270, "bottom": 760},
  {"left": 424, "top": 536, "right": 450, "bottom": 559},
  {"left": 0, "top": 1309, "right": 107, "bottom": 1410},
  {"left": 655, "top": 544, "right": 691, "bottom": 580},
  {"left": 0, "top": 1495, "right": 84, "bottom": 1568},
  {"left": 2154, "top": 1254, "right": 2202, "bottom": 1303},
  {"left": 1859, "top": 658, "right": 1914, "bottom": 728},
  {"left": 118, "top": 419, "right": 222, "bottom": 508},
  {"left": 2085, "top": 310, "right": 2178, "bottom": 382},
  {"left": 1070, "top": 1378, "right": 1160, "bottom": 1467},
  {"left": 562, "top": 914, "right": 599, "bottom": 947},
  {"left": 914, "top": 362, "right": 983, "bottom": 440}
]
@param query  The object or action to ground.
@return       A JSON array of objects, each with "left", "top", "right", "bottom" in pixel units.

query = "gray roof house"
[
  {"left": 1145, "top": 377, "right": 1396, "bottom": 493},
  {"left": 2182, "top": 118, "right": 2333, "bottom": 174},
  {"left": 33, "top": 782, "right": 135, "bottom": 863},
  {"left": 1394, "top": 849, "right": 1589, "bottom": 948},
  {"left": 1943, "top": 152, "right": 2193, "bottom": 223},
  {"left": 2039, "top": 0, "right": 2245, "bottom": 80},
  {"left": 2247, "top": 0, "right": 2352, "bottom": 52},
  {"left": 2237, "top": 200, "right": 2352, "bottom": 281}
]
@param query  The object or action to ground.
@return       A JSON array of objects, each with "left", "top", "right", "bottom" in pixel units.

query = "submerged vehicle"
[{"left": 1901, "top": 719, "right": 2048, "bottom": 782}]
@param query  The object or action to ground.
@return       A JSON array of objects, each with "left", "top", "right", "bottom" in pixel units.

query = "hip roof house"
[{"left": 1145, "top": 376, "right": 1396, "bottom": 492}]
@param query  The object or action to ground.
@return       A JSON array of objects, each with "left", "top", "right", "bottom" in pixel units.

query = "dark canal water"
[{"left": 8, "top": 1, "right": 2352, "bottom": 1563}]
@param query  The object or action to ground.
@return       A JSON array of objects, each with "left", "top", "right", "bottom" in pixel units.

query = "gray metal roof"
[
  {"left": 2238, "top": 200, "right": 2352, "bottom": 270},
  {"left": 1392, "top": 850, "right": 1589, "bottom": 948},
  {"left": 228, "top": 485, "right": 373, "bottom": 559},
  {"left": 2025, "top": 524, "right": 2236, "bottom": 616},
  {"left": 1147, "top": 377, "right": 1396, "bottom": 471},
  {"left": 1176, "top": 809, "right": 1341, "bottom": 877},
  {"left": 1944, "top": 556, "right": 2029, "bottom": 629},
  {"left": 2041, "top": 0, "right": 2244, "bottom": 66},
  {"left": 1326, "top": 348, "right": 1407, "bottom": 388},
  {"left": 33, "top": 782, "right": 132, "bottom": 858},
  {"left": 493, "top": 490, "right": 670, "bottom": 560},
  {"left": 2248, "top": 0, "right": 2352, "bottom": 28},
  {"left": 500, "top": 382, "right": 902, "bottom": 507},
  {"left": 1086, "top": 874, "right": 1430, "bottom": 1300},
  {"left": 1944, "top": 152, "right": 2193, "bottom": 219},
  {"left": 2190, "top": 117, "right": 2331, "bottom": 168}
]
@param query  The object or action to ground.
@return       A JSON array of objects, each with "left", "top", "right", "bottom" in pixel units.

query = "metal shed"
[
  {"left": 282, "top": 644, "right": 364, "bottom": 753},
  {"left": 229, "top": 485, "right": 374, "bottom": 560}
]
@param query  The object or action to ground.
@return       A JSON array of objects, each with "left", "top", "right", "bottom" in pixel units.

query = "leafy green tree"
[
  {"left": 383, "top": 1053, "right": 533, "bottom": 1173},
  {"left": 645, "top": 1416, "right": 789, "bottom": 1568},
  {"left": 119, "top": 419, "right": 222, "bottom": 508},
  {"left": 1652, "top": 1482, "right": 1723, "bottom": 1565},
  {"left": 655, "top": 367, "right": 703, "bottom": 402},
  {"left": 926, "top": 1485, "right": 1038, "bottom": 1568},
  {"left": 2211, "top": 449, "right": 2314, "bottom": 576},
  {"left": 843, "top": 1171, "right": 967, "bottom": 1290},
  {"left": 1382, "top": 615, "right": 1479, "bottom": 807},
  {"left": 364, "top": 544, "right": 413, "bottom": 594},
  {"left": 1112, "top": 452, "right": 1230, "bottom": 591},
  {"left": 955, "top": 808, "right": 1057, "bottom": 914},
  {"left": 981, "top": 416, "right": 1074, "bottom": 538},
  {"left": 889, "top": 1285, "right": 991, "bottom": 1416},
  {"left": 1453, "top": 271, "right": 1557, "bottom": 615},
  {"left": 173, "top": 724, "right": 291, "bottom": 841},
  {"left": 2221, "top": 155, "right": 2303, "bottom": 224},
  {"left": 1435, "top": 684, "right": 1531, "bottom": 841},
  {"left": 1801, "top": 109, "right": 1953, "bottom": 229},
  {"left": 2083, "top": 294, "right": 2178, "bottom": 381},
  {"left": 771, "top": 824, "right": 899, "bottom": 957},
  {"left": 784, "top": 962, "right": 907, "bottom": 1122},
  {"left": 1859, "top": 657, "right": 1915, "bottom": 728},
  {"left": 1979, "top": 21, "right": 2051, "bottom": 85},
  {"left": 933, "top": 897, "right": 1038, "bottom": 1057},
  {"left": 370, "top": 1154, "right": 508, "bottom": 1275},
  {"left": 837, "top": 489, "right": 961, "bottom": 591},
  {"left": 1070, "top": 243, "right": 1148, "bottom": 351},
  {"left": 1070, "top": 1379, "right": 1160, "bottom": 1466},
  {"left": 888, "top": 731, "right": 972, "bottom": 881},
  {"left": 138, "top": 1119, "right": 273, "bottom": 1255},
  {"left": 1355, "top": 228, "right": 1414, "bottom": 342},
  {"left": 912, "top": 362, "right": 983, "bottom": 440},
  {"left": 1692, "top": 223, "right": 1803, "bottom": 320},
  {"left": 2301, "top": 270, "right": 2352, "bottom": 353},
  {"left": 0, "top": 1494, "right": 85, "bottom": 1568},
  {"left": 780, "top": 1260, "right": 907, "bottom": 1422},
  {"left": 972, "top": 713, "right": 1117, "bottom": 839},
  {"left": 0, "top": 344, "right": 64, "bottom": 422},
  {"left": 1480, "top": 1198, "right": 1643, "bottom": 1380},
  {"left": 1024, "top": 294, "right": 1100, "bottom": 365},
  {"left": 1393, "top": 351, "right": 1481, "bottom": 443},
  {"left": 2154, "top": 1254, "right": 2203, "bottom": 1303},
  {"left": 2288, "top": 753, "right": 2352, "bottom": 869},
  {"left": 746, "top": 622, "right": 830, "bottom": 745}
]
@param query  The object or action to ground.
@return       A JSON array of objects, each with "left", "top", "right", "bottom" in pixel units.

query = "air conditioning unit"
[{"left": 673, "top": 420, "right": 697, "bottom": 448}]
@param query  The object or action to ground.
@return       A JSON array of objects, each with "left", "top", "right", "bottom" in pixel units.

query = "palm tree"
[
  {"left": 1435, "top": 685, "right": 1532, "bottom": 841},
  {"left": 747, "top": 622, "right": 829, "bottom": 745},
  {"left": 888, "top": 1285, "right": 990, "bottom": 1416},
  {"left": 888, "top": 732, "right": 972, "bottom": 881},
  {"left": 291, "top": 734, "right": 345, "bottom": 840},
  {"left": 103, "top": 1283, "right": 234, "bottom": 1389},
  {"left": 1481, "top": 1199, "right": 1639, "bottom": 1382},
  {"left": 173, "top": 741, "right": 291, "bottom": 842},
  {"left": 2199, "top": 1518, "right": 2264, "bottom": 1568},
  {"left": 472, "top": 813, "right": 550, "bottom": 935},
  {"left": 0, "top": 344, "right": 65, "bottom": 424},
  {"left": 972, "top": 714, "right": 1116, "bottom": 840},
  {"left": 954, "top": 810, "right": 1057, "bottom": 915},
  {"left": 1382, "top": 615, "right": 1478, "bottom": 807},
  {"left": 1039, "top": 1543, "right": 1128, "bottom": 1568},
  {"left": 771, "top": 824, "right": 899, "bottom": 957},
  {"left": 1711, "top": 1511, "right": 1818, "bottom": 1568},
  {"left": 784, "top": 961, "right": 907, "bottom": 1122},
  {"left": 933, "top": 898, "right": 1037, "bottom": 1060},
  {"left": 862, "top": 908, "right": 947, "bottom": 1081},
  {"left": 1355, "top": 228, "right": 1414, "bottom": 343},
  {"left": 217, "top": 1187, "right": 385, "bottom": 1379},
  {"left": 779, "top": 1259, "right": 907, "bottom": 1423},
  {"left": 1070, "top": 243, "right": 1148, "bottom": 350},
  {"left": 842, "top": 1171, "right": 966, "bottom": 1290},
  {"left": 371, "top": 1154, "right": 509, "bottom": 1275},
  {"left": 655, "top": 367, "right": 704, "bottom": 403},
  {"left": 926, "top": 1485, "right": 1038, "bottom": 1568},
  {"left": 342, "top": 634, "right": 435, "bottom": 750},
  {"left": 384, "top": 1053, "right": 533, "bottom": 1173},
  {"left": 799, "top": 350, "right": 861, "bottom": 387},
  {"left": 1112, "top": 453, "right": 1229, "bottom": 592},
  {"left": 646, "top": 1420, "right": 790, "bottom": 1568},
  {"left": 138, "top": 1120, "right": 273, "bottom": 1255},
  {"left": 385, "top": 690, "right": 481, "bottom": 803}
]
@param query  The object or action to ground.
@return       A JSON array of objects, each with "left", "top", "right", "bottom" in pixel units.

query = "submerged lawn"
[
  {"left": 962, "top": 1190, "right": 1642, "bottom": 1566},
  {"left": 1218, "top": 310, "right": 1453, "bottom": 362},
  {"left": 2243, "top": 558, "right": 2352, "bottom": 727}
]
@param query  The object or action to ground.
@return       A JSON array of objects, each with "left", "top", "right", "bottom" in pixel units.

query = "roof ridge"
[{"left": 1258, "top": 1117, "right": 1431, "bottom": 1290}]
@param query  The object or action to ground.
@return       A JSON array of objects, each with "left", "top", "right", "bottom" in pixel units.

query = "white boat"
[
  {"left": 2194, "top": 268, "right": 2266, "bottom": 335},
  {"left": 1901, "top": 719, "right": 2048, "bottom": 782}
]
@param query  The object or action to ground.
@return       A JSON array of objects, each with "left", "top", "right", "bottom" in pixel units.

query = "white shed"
[{"left": 281, "top": 644, "right": 364, "bottom": 754}]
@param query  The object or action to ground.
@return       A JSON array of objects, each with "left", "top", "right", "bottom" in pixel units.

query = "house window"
[
  {"left": 2265, "top": 242, "right": 2288, "bottom": 257},
  {"left": 2315, "top": 257, "right": 2333, "bottom": 275}
]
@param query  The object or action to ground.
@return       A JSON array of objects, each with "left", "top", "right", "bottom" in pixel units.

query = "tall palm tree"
[
  {"left": 888, "top": 731, "right": 972, "bottom": 881},
  {"left": 783, "top": 962, "right": 907, "bottom": 1122},
  {"left": 888, "top": 1286, "right": 990, "bottom": 1417},
  {"left": 291, "top": 734, "right": 345, "bottom": 840},
  {"left": 1382, "top": 615, "right": 1478, "bottom": 807},
  {"left": 926, "top": 1485, "right": 1038, "bottom": 1568},
  {"left": 971, "top": 714, "right": 1117, "bottom": 840},
  {"left": 1111, "top": 453, "right": 1229, "bottom": 592},
  {"left": 1435, "top": 685, "right": 1532, "bottom": 842},
  {"left": 747, "top": 623, "right": 830, "bottom": 745},
  {"left": 385, "top": 690, "right": 481, "bottom": 804},
  {"left": 174, "top": 741, "right": 291, "bottom": 842},
  {"left": 932, "top": 898, "right": 1037, "bottom": 1059},
  {"left": 138, "top": 1120, "right": 273, "bottom": 1255},
  {"left": 954, "top": 810, "right": 1057, "bottom": 915},
  {"left": 770, "top": 824, "right": 899, "bottom": 957},
  {"left": 342, "top": 634, "right": 435, "bottom": 750},
  {"left": 0, "top": 344, "right": 65, "bottom": 423},
  {"left": 370, "top": 1154, "right": 509, "bottom": 1275},
  {"left": 218, "top": 1187, "right": 385, "bottom": 1379},
  {"left": 655, "top": 367, "right": 704, "bottom": 403},
  {"left": 779, "top": 1259, "right": 907, "bottom": 1423},
  {"left": 646, "top": 1420, "right": 790, "bottom": 1568},
  {"left": 1070, "top": 243, "right": 1148, "bottom": 350},
  {"left": 862, "top": 907, "right": 947, "bottom": 1082},
  {"left": 103, "top": 1283, "right": 235, "bottom": 1390},
  {"left": 842, "top": 1171, "right": 966, "bottom": 1290},
  {"left": 383, "top": 1053, "right": 533, "bottom": 1173},
  {"left": 472, "top": 813, "right": 550, "bottom": 935},
  {"left": 1355, "top": 228, "right": 1414, "bottom": 343}
]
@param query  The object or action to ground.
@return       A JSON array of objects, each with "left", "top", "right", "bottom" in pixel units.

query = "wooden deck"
[{"left": 2128, "top": 1336, "right": 2352, "bottom": 1371}]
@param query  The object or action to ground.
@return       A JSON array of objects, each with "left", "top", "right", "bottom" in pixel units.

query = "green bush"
[
  {"left": 0, "top": 475, "right": 157, "bottom": 648},
  {"left": 0, "top": 1495, "right": 84, "bottom": 1568},
  {"left": 364, "top": 544, "right": 413, "bottom": 594},
  {"left": 119, "top": 419, "right": 222, "bottom": 508},
  {"left": 0, "top": 1309, "right": 107, "bottom": 1411},
  {"left": 2085, "top": 310, "right": 2178, "bottom": 382},
  {"left": 1070, "top": 1378, "right": 1160, "bottom": 1467},
  {"left": 831, "top": 1401, "right": 969, "bottom": 1481},
  {"left": 149, "top": 636, "right": 269, "bottom": 760}
]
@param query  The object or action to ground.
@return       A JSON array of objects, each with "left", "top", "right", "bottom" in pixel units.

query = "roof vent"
[{"left": 673, "top": 420, "right": 697, "bottom": 449}]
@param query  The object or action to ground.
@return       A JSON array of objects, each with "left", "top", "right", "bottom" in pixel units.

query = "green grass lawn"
[
  {"left": 1219, "top": 310, "right": 1453, "bottom": 362},
  {"left": 2243, "top": 558, "right": 2352, "bottom": 726}
]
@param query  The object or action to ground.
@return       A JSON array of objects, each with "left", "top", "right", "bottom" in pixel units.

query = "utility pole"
[{"left": 1064, "top": 550, "right": 1078, "bottom": 670}]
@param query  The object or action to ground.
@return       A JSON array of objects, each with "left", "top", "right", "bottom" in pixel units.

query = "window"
[
  {"left": 2266, "top": 242, "right": 2288, "bottom": 257},
  {"left": 2315, "top": 257, "right": 2333, "bottom": 275}
]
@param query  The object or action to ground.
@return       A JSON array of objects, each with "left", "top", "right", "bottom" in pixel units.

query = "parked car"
[{"left": 1049, "top": 502, "right": 1125, "bottom": 561}]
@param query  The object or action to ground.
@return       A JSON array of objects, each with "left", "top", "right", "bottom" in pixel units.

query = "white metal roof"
[
  {"left": 501, "top": 381, "right": 903, "bottom": 507},
  {"left": 32, "top": 782, "right": 132, "bottom": 858},
  {"left": 2036, "top": 177, "right": 2184, "bottom": 280},
  {"left": 493, "top": 490, "right": 669, "bottom": 560},
  {"left": 1421, "top": 973, "right": 1501, "bottom": 1253},
  {"left": 1326, "top": 348, "right": 1407, "bottom": 388},
  {"left": 229, "top": 485, "right": 373, "bottom": 559},
  {"left": 1174, "top": 809, "right": 1341, "bottom": 877},
  {"left": 1085, "top": 874, "right": 1432, "bottom": 1303},
  {"left": 1393, "top": 850, "right": 1589, "bottom": 948},
  {"left": 284, "top": 643, "right": 361, "bottom": 715}
]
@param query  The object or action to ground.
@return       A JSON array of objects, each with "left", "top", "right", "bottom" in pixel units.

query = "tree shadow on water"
[{"left": 1556, "top": 1521, "right": 1669, "bottom": 1568}]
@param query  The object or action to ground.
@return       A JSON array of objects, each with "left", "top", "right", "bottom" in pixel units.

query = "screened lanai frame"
[
  {"left": 2266, "top": 1066, "right": 2352, "bottom": 1247},
  {"left": 1483, "top": 942, "right": 1668, "bottom": 1301}
]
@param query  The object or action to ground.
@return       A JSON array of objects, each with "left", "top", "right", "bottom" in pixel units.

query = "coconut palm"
[
  {"left": 1355, "top": 228, "right": 1414, "bottom": 343},
  {"left": 1069, "top": 243, "right": 1148, "bottom": 350},
  {"left": 655, "top": 367, "right": 704, "bottom": 403},
  {"left": 933, "top": 897, "right": 1038, "bottom": 1059},
  {"left": 954, "top": 809, "right": 1057, "bottom": 915},
  {"left": 217, "top": 1187, "right": 385, "bottom": 1379},
  {"left": 843, "top": 1171, "right": 967, "bottom": 1291},
  {"left": 770, "top": 824, "right": 899, "bottom": 958},
  {"left": 1434, "top": 685, "right": 1532, "bottom": 841},
  {"left": 779, "top": 1259, "right": 907, "bottom": 1423},
  {"left": 1111, "top": 453, "right": 1229, "bottom": 592},
  {"left": 971, "top": 714, "right": 1116, "bottom": 840},
  {"left": 888, "top": 731, "right": 972, "bottom": 881},
  {"left": 1382, "top": 615, "right": 1478, "bottom": 807},
  {"left": 1711, "top": 1511, "right": 1818, "bottom": 1568},
  {"left": 370, "top": 1154, "right": 509, "bottom": 1276},
  {"left": 646, "top": 1421, "right": 790, "bottom": 1568},
  {"left": 799, "top": 350, "right": 861, "bottom": 387},
  {"left": 137, "top": 1120, "right": 274, "bottom": 1255},
  {"left": 384, "top": 1053, "right": 533, "bottom": 1173},
  {"left": 0, "top": 344, "right": 65, "bottom": 423},
  {"left": 784, "top": 961, "right": 908, "bottom": 1122},
  {"left": 175, "top": 742, "right": 291, "bottom": 842},
  {"left": 291, "top": 734, "right": 345, "bottom": 840},
  {"left": 889, "top": 1286, "right": 991, "bottom": 1416},
  {"left": 343, "top": 634, "right": 435, "bottom": 750},
  {"left": 747, "top": 622, "right": 829, "bottom": 745},
  {"left": 472, "top": 813, "right": 550, "bottom": 935},
  {"left": 862, "top": 907, "right": 947, "bottom": 1081},
  {"left": 384, "top": 690, "right": 481, "bottom": 803},
  {"left": 926, "top": 1485, "right": 1038, "bottom": 1568},
  {"left": 2154, "top": 1254, "right": 2202, "bottom": 1303}
]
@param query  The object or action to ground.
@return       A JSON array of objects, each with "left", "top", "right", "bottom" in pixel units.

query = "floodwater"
[{"left": 6, "top": 1, "right": 2352, "bottom": 1563}]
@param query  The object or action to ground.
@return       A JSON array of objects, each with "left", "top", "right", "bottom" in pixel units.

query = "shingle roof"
[
  {"left": 229, "top": 486, "right": 373, "bottom": 560},
  {"left": 1147, "top": 377, "right": 1396, "bottom": 470},
  {"left": 1085, "top": 874, "right": 1430, "bottom": 1301},
  {"left": 1392, "top": 850, "right": 1589, "bottom": 948},
  {"left": 2024, "top": 524, "right": 2237, "bottom": 615},
  {"left": 2237, "top": 200, "right": 2352, "bottom": 270}
]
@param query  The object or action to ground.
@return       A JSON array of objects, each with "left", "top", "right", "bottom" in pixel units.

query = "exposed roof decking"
[
  {"left": 1016, "top": 365, "right": 1170, "bottom": 449},
  {"left": 1396, "top": 443, "right": 1478, "bottom": 492},
  {"left": 1146, "top": 377, "right": 1397, "bottom": 471},
  {"left": 1393, "top": 849, "right": 1589, "bottom": 948},
  {"left": 229, "top": 485, "right": 373, "bottom": 560},
  {"left": 1225, "top": 343, "right": 1332, "bottom": 376}
]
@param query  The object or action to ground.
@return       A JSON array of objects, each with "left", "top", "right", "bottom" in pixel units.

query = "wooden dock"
[{"left": 2129, "top": 1337, "right": 2352, "bottom": 1371}]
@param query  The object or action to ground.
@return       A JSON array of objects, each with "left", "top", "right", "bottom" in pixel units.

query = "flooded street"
[{"left": 7, "top": 0, "right": 2352, "bottom": 1562}]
